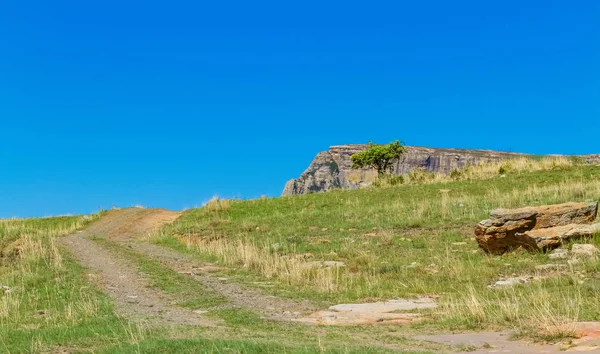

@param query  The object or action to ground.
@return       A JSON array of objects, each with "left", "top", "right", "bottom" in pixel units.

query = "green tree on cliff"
[{"left": 350, "top": 141, "right": 405, "bottom": 176}]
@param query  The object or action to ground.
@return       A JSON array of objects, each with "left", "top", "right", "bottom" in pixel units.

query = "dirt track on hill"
[
  {"left": 124, "top": 241, "right": 317, "bottom": 320},
  {"left": 59, "top": 208, "right": 216, "bottom": 327},
  {"left": 59, "top": 208, "right": 316, "bottom": 327}
]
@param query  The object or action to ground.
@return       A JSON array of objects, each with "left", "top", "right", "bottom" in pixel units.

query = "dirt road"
[{"left": 59, "top": 208, "right": 315, "bottom": 327}]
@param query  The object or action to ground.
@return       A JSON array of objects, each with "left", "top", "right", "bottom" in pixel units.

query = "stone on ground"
[
  {"left": 535, "top": 263, "right": 567, "bottom": 272},
  {"left": 415, "top": 329, "right": 600, "bottom": 354},
  {"left": 571, "top": 244, "right": 599, "bottom": 258},
  {"left": 518, "top": 224, "right": 600, "bottom": 250},
  {"left": 294, "top": 297, "right": 437, "bottom": 326},
  {"left": 490, "top": 276, "right": 534, "bottom": 288},
  {"left": 475, "top": 201, "right": 598, "bottom": 254},
  {"left": 573, "top": 322, "right": 600, "bottom": 345},
  {"left": 549, "top": 248, "right": 569, "bottom": 259},
  {"left": 304, "top": 260, "right": 346, "bottom": 268}
]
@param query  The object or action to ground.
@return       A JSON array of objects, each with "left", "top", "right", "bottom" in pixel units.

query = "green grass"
[
  {"left": 0, "top": 213, "right": 142, "bottom": 353},
  {"left": 91, "top": 238, "right": 444, "bottom": 353},
  {"left": 2, "top": 215, "right": 428, "bottom": 353},
  {"left": 151, "top": 164, "right": 600, "bottom": 337},
  {"left": 4, "top": 161, "right": 600, "bottom": 352},
  {"left": 96, "top": 337, "right": 427, "bottom": 354},
  {"left": 94, "top": 238, "right": 228, "bottom": 310}
]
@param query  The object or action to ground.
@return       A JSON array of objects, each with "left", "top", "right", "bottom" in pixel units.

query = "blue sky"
[{"left": 1, "top": 1, "right": 598, "bottom": 217}]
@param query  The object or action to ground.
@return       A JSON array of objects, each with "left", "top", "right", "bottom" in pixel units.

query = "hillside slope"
[{"left": 158, "top": 163, "right": 600, "bottom": 349}]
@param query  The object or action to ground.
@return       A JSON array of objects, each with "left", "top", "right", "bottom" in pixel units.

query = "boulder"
[
  {"left": 571, "top": 244, "right": 599, "bottom": 258},
  {"left": 475, "top": 201, "right": 598, "bottom": 254},
  {"left": 548, "top": 248, "right": 569, "bottom": 260},
  {"left": 516, "top": 223, "right": 600, "bottom": 251},
  {"left": 533, "top": 202, "right": 598, "bottom": 229}
]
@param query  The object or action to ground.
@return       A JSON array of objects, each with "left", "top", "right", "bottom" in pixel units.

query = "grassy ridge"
[{"left": 155, "top": 162, "right": 600, "bottom": 337}]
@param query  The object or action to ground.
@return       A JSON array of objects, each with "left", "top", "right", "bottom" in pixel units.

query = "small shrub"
[
  {"left": 388, "top": 175, "right": 404, "bottom": 186},
  {"left": 350, "top": 140, "right": 405, "bottom": 176},
  {"left": 498, "top": 162, "right": 512, "bottom": 175}
]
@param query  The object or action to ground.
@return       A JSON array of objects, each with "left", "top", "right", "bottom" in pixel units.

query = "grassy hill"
[
  {"left": 2, "top": 157, "right": 600, "bottom": 353},
  {"left": 154, "top": 158, "right": 600, "bottom": 336}
]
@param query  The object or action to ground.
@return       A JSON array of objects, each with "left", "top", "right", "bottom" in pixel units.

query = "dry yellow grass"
[
  {"left": 182, "top": 237, "right": 344, "bottom": 293},
  {"left": 375, "top": 156, "right": 576, "bottom": 187},
  {"left": 393, "top": 175, "right": 600, "bottom": 223},
  {"left": 0, "top": 214, "right": 103, "bottom": 326},
  {"left": 203, "top": 197, "right": 232, "bottom": 213}
]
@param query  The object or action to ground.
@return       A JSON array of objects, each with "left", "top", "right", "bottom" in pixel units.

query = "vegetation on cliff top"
[{"left": 350, "top": 140, "right": 405, "bottom": 176}]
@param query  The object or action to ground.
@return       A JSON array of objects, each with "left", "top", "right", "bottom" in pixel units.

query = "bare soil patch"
[
  {"left": 59, "top": 208, "right": 215, "bottom": 327},
  {"left": 84, "top": 208, "right": 181, "bottom": 240}
]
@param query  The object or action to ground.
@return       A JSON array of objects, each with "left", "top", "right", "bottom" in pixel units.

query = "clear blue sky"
[{"left": 1, "top": 1, "right": 598, "bottom": 217}]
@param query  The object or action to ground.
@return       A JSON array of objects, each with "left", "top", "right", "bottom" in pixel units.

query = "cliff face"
[{"left": 282, "top": 145, "right": 525, "bottom": 196}]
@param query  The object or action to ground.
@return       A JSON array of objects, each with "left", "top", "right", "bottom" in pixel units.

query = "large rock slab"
[
  {"left": 532, "top": 202, "right": 599, "bottom": 229},
  {"left": 475, "top": 202, "right": 598, "bottom": 254},
  {"left": 571, "top": 243, "right": 599, "bottom": 258},
  {"left": 517, "top": 223, "right": 600, "bottom": 251},
  {"left": 294, "top": 297, "right": 437, "bottom": 326},
  {"left": 328, "top": 298, "right": 437, "bottom": 313}
]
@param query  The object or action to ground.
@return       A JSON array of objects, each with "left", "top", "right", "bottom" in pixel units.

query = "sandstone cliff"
[{"left": 282, "top": 145, "right": 526, "bottom": 196}]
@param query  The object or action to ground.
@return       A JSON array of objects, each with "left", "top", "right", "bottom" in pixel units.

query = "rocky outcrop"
[
  {"left": 475, "top": 202, "right": 599, "bottom": 254},
  {"left": 283, "top": 145, "right": 524, "bottom": 196},
  {"left": 584, "top": 154, "right": 600, "bottom": 164},
  {"left": 282, "top": 151, "right": 342, "bottom": 195}
]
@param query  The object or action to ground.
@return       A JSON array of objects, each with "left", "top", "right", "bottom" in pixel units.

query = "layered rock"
[
  {"left": 519, "top": 224, "right": 600, "bottom": 250},
  {"left": 282, "top": 145, "right": 524, "bottom": 196},
  {"left": 475, "top": 202, "right": 599, "bottom": 254},
  {"left": 282, "top": 151, "right": 342, "bottom": 195}
]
